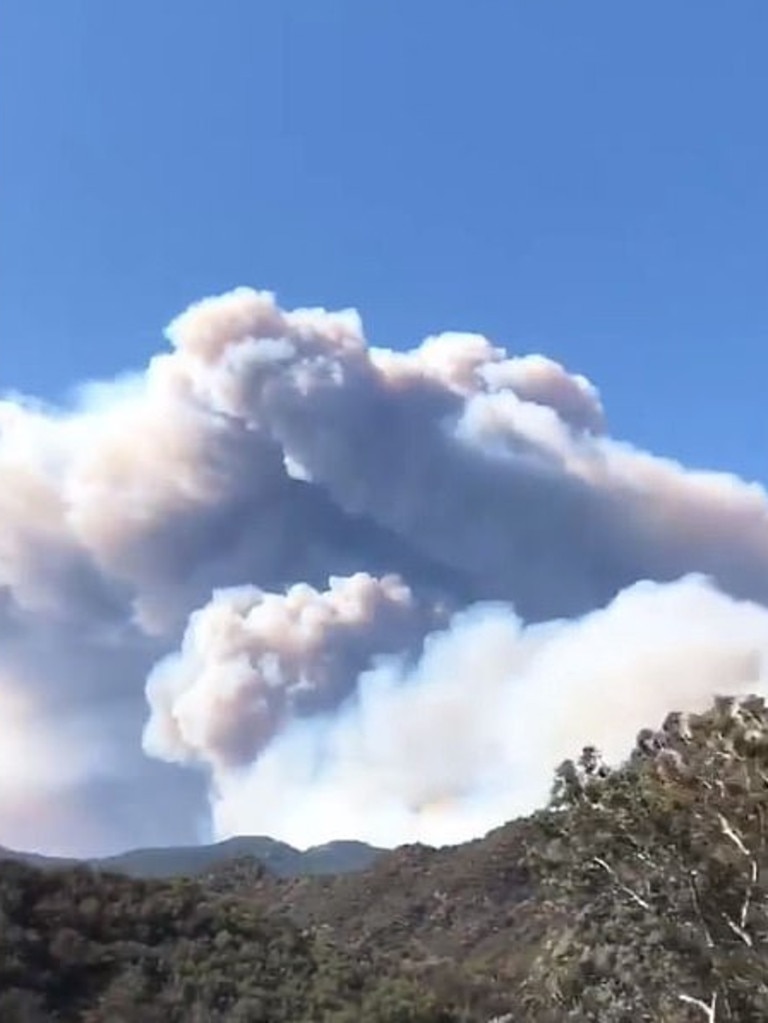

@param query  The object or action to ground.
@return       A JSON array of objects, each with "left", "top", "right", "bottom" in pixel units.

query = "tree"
[{"left": 523, "top": 695, "right": 768, "bottom": 1021}]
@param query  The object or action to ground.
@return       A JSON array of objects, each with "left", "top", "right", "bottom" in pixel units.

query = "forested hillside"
[{"left": 3, "top": 694, "right": 768, "bottom": 1021}]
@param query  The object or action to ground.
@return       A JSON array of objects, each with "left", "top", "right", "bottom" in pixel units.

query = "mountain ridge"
[{"left": 0, "top": 834, "right": 383, "bottom": 879}]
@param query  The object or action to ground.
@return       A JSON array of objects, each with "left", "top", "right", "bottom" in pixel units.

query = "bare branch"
[
  {"left": 718, "top": 814, "right": 750, "bottom": 858},
  {"left": 716, "top": 813, "right": 758, "bottom": 940},
  {"left": 741, "top": 856, "right": 758, "bottom": 930},
  {"left": 679, "top": 990, "right": 717, "bottom": 1021},
  {"left": 722, "top": 912, "right": 753, "bottom": 948},
  {"left": 591, "top": 856, "right": 652, "bottom": 911}
]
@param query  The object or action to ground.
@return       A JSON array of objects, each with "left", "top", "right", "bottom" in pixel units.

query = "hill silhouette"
[{"left": 0, "top": 836, "right": 382, "bottom": 880}]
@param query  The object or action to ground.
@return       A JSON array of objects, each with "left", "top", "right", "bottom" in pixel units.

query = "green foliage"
[{"left": 0, "top": 860, "right": 460, "bottom": 1022}]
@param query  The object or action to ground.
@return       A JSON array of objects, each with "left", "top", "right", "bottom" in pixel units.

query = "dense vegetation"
[
  {"left": 522, "top": 695, "right": 768, "bottom": 1020},
  {"left": 2, "top": 694, "right": 768, "bottom": 1020},
  {"left": 0, "top": 861, "right": 455, "bottom": 1022}
]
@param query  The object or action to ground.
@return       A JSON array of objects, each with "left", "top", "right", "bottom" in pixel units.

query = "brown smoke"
[{"left": 144, "top": 573, "right": 443, "bottom": 771}]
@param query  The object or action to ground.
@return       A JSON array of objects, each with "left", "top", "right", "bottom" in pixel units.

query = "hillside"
[
  {"left": 3, "top": 694, "right": 768, "bottom": 1021},
  {"left": 177, "top": 693, "right": 768, "bottom": 1019},
  {"left": 0, "top": 859, "right": 456, "bottom": 1023}
]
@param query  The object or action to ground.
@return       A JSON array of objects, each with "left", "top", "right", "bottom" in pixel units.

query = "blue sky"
[{"left": 2, "top": 0, "right": 767, "bottom": 480}]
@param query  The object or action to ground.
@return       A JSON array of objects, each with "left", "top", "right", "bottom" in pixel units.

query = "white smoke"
[
  {"left": 3, "top": 285, "right": 768, "bottom": 855},
  {"left": 200, "top": 576, "right": 768, "bottom": 849}
]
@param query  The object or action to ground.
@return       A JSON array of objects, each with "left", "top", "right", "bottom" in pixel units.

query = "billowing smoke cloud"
[
  {"left": 144, "top": 573, "right": 443, "bottom": 771},
  {"left": 152, "top": 575, "right": 768, "bottom": 849},
  {"left": 3, "top": 286, "right": 768, "bottom": 855},
  {"left": 162, "top": 289, "right": 768, "bottom": 619}
]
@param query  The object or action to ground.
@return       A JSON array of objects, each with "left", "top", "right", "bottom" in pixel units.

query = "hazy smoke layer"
[{"left": 3, "top": 286, "right": 768, "bottom": 855}]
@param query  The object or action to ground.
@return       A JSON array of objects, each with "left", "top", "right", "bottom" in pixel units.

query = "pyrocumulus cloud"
[{"left": 3, "top": 286, "right": 768, "bottom": 855}]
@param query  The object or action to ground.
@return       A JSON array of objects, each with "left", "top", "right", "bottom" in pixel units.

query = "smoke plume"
[
  {"left": 3, "top": 286, "right": 768, "bottom": 855},
  {"left": 151, "top": 575, "right": 768, "bottom": 849},
  {"left": 144, "top": 573, "right": 442, "bottom": 771}
]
